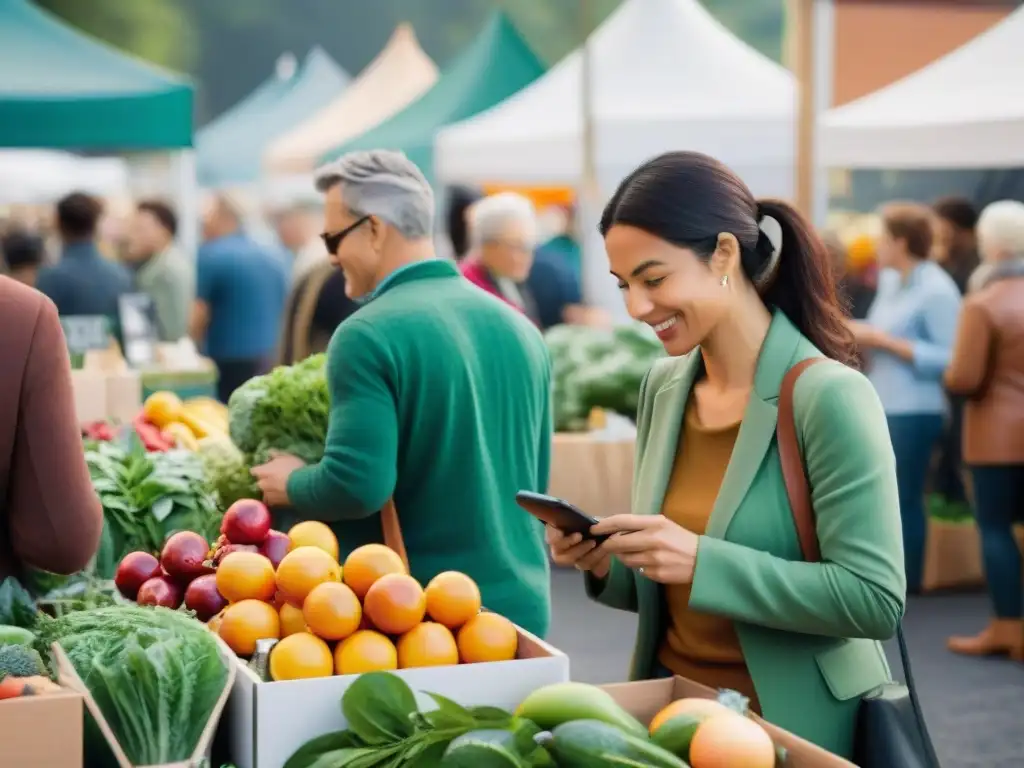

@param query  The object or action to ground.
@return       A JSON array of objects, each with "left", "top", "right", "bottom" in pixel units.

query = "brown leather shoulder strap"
[
  {"left": 777, "top": 358, "right": 828, "bottom": 563},
  {"left": 380, "top": 498, "right": 409, "bottom": 570}
]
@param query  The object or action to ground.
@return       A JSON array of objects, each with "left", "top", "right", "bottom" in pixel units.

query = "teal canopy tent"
[
  {"left": 0, "top": 0, "right": 192, "bottom": 149},
  {"left": 196, "top": 48, "right": 350, "bottom": 188},
  {"left": 323, "top": 12, "right": 544, "bottom": 181}
]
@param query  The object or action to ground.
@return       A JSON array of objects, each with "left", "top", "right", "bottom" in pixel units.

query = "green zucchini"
[
  {"left": 549, "top": 720, "right": 689, "bottom": 768},
  {"left": 650, "top": 713, "right": 703, "bottom": 760},
  {"left": 0, "top": 626, "right": 35, "bottom": 647}
]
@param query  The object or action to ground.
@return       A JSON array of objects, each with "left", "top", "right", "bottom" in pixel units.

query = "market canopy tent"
[
  {"left": 0, "top": 0, "right": 192, "bottom": 148},
  {"left": 0, "top": 149, "right": 129, "bottom": 204},
  {"left": 196, "top": 48, "right": 350, "bottom": 187},
  {"left": 434, "top": 0, "right": 795, "bottom": 198},
  {"left": 264, "top": 24, "right": 438, "bottom": 175},
  {"left": 324, "top": 12, "right": 545, "bottom": 181},
  {"left": 821, "top": 6, "right": 1024, "bottom": 169}
]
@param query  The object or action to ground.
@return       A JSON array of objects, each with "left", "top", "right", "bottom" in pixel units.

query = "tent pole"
[
  {"left": 578, "top": 0, "right": 601, "bottom": 307},
  {"left": 786, "top": 0, "right": 816, "bottom": 218}
]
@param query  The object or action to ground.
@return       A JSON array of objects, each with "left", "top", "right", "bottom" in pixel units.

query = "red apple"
[
  {"left": 114, "top": 551, "right": 162, "bottom": 600},
  {"left": 259, "top": 530, "right": 290, "bottom": 569},
  {"left": 161, "top": 531, "right": 213, "bottom": 584},
  {"left": 184, "top": 574, "right": 227, "bottom": 622},
  {"left": 136, "top": 575, "right": 184, "bottom": 609},
  {"left": 221, "top": 499, "right": 272, "bottom": 545}
]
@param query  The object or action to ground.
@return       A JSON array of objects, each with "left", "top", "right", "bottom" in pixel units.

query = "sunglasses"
[{"left": 320, "top": 215, "right": 370, "bottom": 255}]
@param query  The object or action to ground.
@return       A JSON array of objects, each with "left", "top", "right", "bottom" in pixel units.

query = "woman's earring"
[{"left": 720, "top": 275, "right": 729, "bottom": 287}]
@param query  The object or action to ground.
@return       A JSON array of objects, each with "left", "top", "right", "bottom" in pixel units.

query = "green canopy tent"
[
  {"left": 196, "top": 48, "right": 351, "bottom": 188},
  {"left": 0, "top": 0, "right": 192, "bottom": 149},
  {"left": 322, "top": 12, "right": 544, "bottom": 182}
]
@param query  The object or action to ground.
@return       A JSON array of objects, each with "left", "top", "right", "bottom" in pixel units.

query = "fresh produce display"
[
  {"left": 545, "top": 323, "right": 664, "bottom": 432},
  {"left": 228, "top": 354, "right": 331, "bottom": 465},
  {"left": 198, "top": 434, "right": 261, "bottom": 510},
  {"left": 35, "top": 605, "right": 231, "bottom": 766},
  {"left": 88, "top": 433, "right": 222, "bottom": 578}
]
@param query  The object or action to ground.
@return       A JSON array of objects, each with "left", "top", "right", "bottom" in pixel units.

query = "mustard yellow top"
[{"left": 657, "top": 396, "right": 761, "bottom": 711}]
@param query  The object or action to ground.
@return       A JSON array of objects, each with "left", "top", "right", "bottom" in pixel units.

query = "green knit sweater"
[{"left": 287, "top": 260, "right": 553, "bottom": 637}]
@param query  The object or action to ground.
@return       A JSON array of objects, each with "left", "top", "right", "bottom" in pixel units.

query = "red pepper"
[
  {"left": 82, "top": 421, "right": 116, "bottom": 441},
  {"left": 132, "top": 415, "right": 173, "bottom": 452}
]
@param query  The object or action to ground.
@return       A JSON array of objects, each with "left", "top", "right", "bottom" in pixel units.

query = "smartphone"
[{"left": 515, "top": 491, "right": 608, "bottom": 543}]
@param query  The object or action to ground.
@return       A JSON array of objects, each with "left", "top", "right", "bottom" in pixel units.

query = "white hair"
[
  {"left": 468, "top": 192, "right": 538, "bottom": 248},
  {"left": 977, "top": 200, "right": 1024, "bottom": 259},
  {"left": 313, "top": 150, "right": 434, "bottom": 239}
]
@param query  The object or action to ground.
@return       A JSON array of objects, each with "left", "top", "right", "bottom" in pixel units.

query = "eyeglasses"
[{"left": 320, "top": 215, "right": 370, "bottom": 255}]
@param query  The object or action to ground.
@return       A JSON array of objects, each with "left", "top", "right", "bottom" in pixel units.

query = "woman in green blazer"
[{"left": 549, "top": 153, "right": 906, "bottom": 760}]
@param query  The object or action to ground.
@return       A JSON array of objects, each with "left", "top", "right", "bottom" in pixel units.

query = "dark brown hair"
[
  {"left": 56, "top": 192, "right": 102, "bottom": 241},
  {"left": 138, "top": 200, "right": 178, "bottom": 238},
  {"left": 599, "top": 151, "right": 855, "bottom": 365},
  {"left": 882, "top": 202, "right": 934, "bottom": 260},
  {"left": 932, "top": 196, "right": 978, "bottom": 232}
]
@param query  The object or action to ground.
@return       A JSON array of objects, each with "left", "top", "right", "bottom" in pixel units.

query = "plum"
[
  {"left": 259, "top": 530, "right": 290, "bottom": 569},
  {"left": 221, "top": 499, "right": 272, "bottom": 545},
  {"left": 136, "top": 576, "right": 184, "bottom": 609},
  {"left": 184, "top": 574, "right": 228, "bottom": 622},
  {"left": 161, "top": 531, "right": 213, "bottom": 584},
  {"left": 114, "top": 551, "right": 162, "bottom": 600}
]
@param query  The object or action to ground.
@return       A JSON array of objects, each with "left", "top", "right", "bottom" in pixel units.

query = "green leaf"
[
  {"left": 150, "top": 496, "right": 176, "bottom": 522},
  {"left": 442, "top": 731, "right": 529, "bottom": 767},
  {"left": 468, "top": 706, "right": 515, "bottom": 726},
  {"left": 341, "top": 672, "right": 419, "bottom": 746},
  {"left": 404, "top": 740, "right": 450, "bottom": 767},
  {"left": 0, "top": 577, "right": 38, "bottom": 628},
  {"left": 283, "top": 730, "right": 363, "bottom": 768},
  {"left": 423, "top": 691, "right": 477, "bottom": 729}
]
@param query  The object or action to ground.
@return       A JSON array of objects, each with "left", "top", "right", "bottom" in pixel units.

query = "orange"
[
  {"left": 343, "top": 544, "right": 407, "bottom": 599},
  {"left": 688, "top": 713, "right": 775, "bottom": 768},
  {"left": 397, "top": 622, "right": 459, "bottom": 669},
  {"left": 456, "top": 612, "right": 518, "bottom": 664},
  {"left": 218, "top": 599, "right": 280, "bottom": 656},
  {"left": 424, "top": 571, "right": 481, "bottom": 629},
  {"left": 279, "top": 602, "right": 308, "bottom": 637},
  {"left": 287, "top": 521, "right": 340, "bottom": 561},
  {"left": 649, "top": 698, "right": 732, "bottom": 735},
  {"left": 215, "top": 551, "right": 277, "bottom": 603},
  {"left": 334, "top": 630, "right": 398, "bottom": 675},
  {"left": 143, "top": 391, "right": 183, "bottom": 429},
  {"left": 303, "top": 582, "right": 362, "bottom": 641},
  {"left": 362, "top": 573, "right": 426, "bottom": 635},
  {"left": 268, "top": 633, "right": 334, "bottom": 681},
  {"left": 275, "top": 546, "right": 342, "bottom": 606}
]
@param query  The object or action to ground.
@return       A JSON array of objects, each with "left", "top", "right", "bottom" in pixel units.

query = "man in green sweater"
[{"left": 252, "top": 150, "right": 553, "bottom": 637}]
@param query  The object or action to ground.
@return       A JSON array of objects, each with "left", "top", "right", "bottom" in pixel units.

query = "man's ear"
[{"left": 710, "top": 232, "right": 741, "bottom": 280}]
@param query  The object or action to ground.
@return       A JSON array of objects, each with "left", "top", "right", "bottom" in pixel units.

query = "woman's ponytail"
[{"left": 755, "top": 198, "right": 857, "bottom": 365}]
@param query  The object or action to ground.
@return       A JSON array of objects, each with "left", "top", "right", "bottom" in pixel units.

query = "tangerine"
[
  {"left": 303, "top": 582, "right": 362, "bottom": 641},
  {"left": 275, "top": 546, "right": 342, "bottom": 606},
  {"left": 343, "top": 544, "right": 407, "bottom": 599},
  {"left": 269, "top": 633, "right": 334, "bottom": 681},
  {"left": 362, "top": 573, "right": 426, "bottom": 635},
  {"left": 424, "top": 571, "right": 481, "bottom": 629},
  {"left": 218, "top": 599, "right": 280, "bottom": 656},
  {"left": 287, "top": 521, "right": 340, "bottom": 561},
  {"left": 279, "top": 602, "right": 308, "bottom": 637},
  {"left": 688, "top": 712, "right": 775, "bottom": 768},
  {"left": 215, "top": 551, "right": 277, "bottom": 603},
  {"left": 334, "top": 630, "right": 398, "bottom": 675},
  {"left": 397, "top": 622, "right": 459, "bottom": 669},
  {"left": 456, "top": 612, "right": 518, "bottom": 664}
]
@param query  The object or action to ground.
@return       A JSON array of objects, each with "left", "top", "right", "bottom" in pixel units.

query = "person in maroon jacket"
[{"left": 0, "top": 276, "right": 103, "bottom": 579}]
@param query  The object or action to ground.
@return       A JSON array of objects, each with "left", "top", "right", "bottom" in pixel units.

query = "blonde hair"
[{"left": 976, "top": 200, "right": 1024, "bottom": 260}]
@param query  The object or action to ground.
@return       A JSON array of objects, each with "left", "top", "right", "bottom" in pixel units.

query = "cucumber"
[
  {"left": 549, "top": 720, "right": 690, "bottom": 768},
  {"left": 0, "top": 626, "right": 35, "bottom": 647},
  {"left": 650, "top": 714, "right": 703, "bottom": 760}
]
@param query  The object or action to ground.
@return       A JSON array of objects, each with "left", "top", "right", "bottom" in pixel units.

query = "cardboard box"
[
  {"left": 601, "top": 677, "right": 855, "bottom": 768},
  {"left": 226, "top": 626, "right": 569, "bottom": 768},
  {"left": 54, "top": 638, "right": 236, "bottom": 768},
  {"left": 549, "top": 433, "right": 635, "bottom": 518},
  {"left": 71, "top": 347, "right": 142, "bottom": 425},
  {"left": 0, "top": 688, "right": 84, "bottom": 768}
]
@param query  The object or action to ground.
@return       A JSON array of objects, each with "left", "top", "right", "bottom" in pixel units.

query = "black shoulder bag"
[{"left": 778, "top": 358, "right": 942, "bottom": 768}]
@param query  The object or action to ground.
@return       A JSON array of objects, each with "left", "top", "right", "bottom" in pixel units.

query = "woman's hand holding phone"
[{"left": 546, "top": 525, "right": 611, "bottom": 579}]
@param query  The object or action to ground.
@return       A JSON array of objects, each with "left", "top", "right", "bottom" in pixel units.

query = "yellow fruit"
[
  {"left": 424, "top": 571, "right": 481, "bottom": 629},
  {"left": 279, "top": 602, "right": 308, "bottom": 637},
  {"left": 303, "top": 582, "right": 362, "bottom": 641},
  {"left": 397, "top": 622, "right": 459, "bottom": 669},
  {"left": 287, "top": 521, "right": 340, "bottom": 561},
  {"left": 456, "top": 612, "right": 518, "bottom": 663},
  {"left": 215, "top": 551, "right": 277, "bottom": 603},
  {"left": 335, "top": 630, "right": 398, "bottom": 675},
  {"left": 275, "top": 546, "right": 342, "bottom": 606},
  {"left": 143, "top": 392, "right": 183, "bottom": 429},
  {"left": 218, "top": 599, "right": 280, "bottom": 656},
  {"left": 162, "top": 422, "right": 199, "bottom": 450},
  {"left": 343, "top": 544, "right": 407, "bottom": 599},
  {"left": 269, "top": 633, "right": 334, "bottom": 681},
  {"left": 362, "top": 573, "right": 426, "bottom": 635}
]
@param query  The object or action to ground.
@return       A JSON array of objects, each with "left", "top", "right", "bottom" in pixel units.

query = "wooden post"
[{"left": 786, "top": 0, "right": 816, "bottom": 217}]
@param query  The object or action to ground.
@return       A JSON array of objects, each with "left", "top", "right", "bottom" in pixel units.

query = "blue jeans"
[
  {"left": 887, "top": 414, "right": 944, "bottom": 593},
  {"left": 970, "top": 465, "right": 1024, "bottom": 618}
]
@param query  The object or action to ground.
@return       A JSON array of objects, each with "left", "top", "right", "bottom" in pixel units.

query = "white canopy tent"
[
  {"left": 822, "top": 7, "right": 1024, "bottom": 169},
  {"left": 264, "top": 24, "right": 438, "bottom": 175},
  {"left": 0, "top": 149, "right": 129, "bottom": 205},
  {"left": 434, "top": 0, "right": 796, "bottom": 198}
]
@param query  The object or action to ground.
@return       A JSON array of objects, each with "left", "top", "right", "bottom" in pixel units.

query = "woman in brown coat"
[{"left": 944, "top": 200, "right": 1024, "bottom": 659}]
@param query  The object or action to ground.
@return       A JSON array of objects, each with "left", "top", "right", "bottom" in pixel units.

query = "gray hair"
[
  {"left": 468, "top": 192, "right": 538, "bottom": 248},
  {"left": 977, "top": 200, "right": 1024, "bottom": 258},
  {"left": 314, "top": 150, "right": 434, "bottom": 240}
]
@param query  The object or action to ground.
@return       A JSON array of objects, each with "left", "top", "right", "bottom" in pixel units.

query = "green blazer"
[{"left": 587, "top": 311, "right": 906, "bottom": 759}]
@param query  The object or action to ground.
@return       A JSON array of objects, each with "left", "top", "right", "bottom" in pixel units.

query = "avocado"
[{"left": 515, "top": 682, "right": 647, "bottom": 737}]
